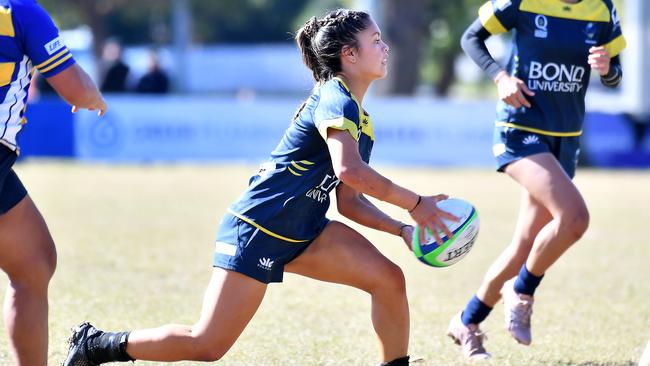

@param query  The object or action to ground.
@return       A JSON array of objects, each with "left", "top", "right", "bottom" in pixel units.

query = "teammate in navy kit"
[
  {"left": 64, "top": 9, "right": 455, "bottom": 366},
  {"left": 447, "top": 0, "right": 625, "bottom": 360},
  {"left": 0, "top": 1, "right": 106, "bottom": 364}
]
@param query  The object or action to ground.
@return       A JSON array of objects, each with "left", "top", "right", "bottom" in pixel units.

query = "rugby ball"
[{"left": 411, "top": 198, "right": 479, "bottom": 267}]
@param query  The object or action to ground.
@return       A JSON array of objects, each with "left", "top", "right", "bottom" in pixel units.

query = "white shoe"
[
  {"left": 446, "top": 311, "right": 491, "bottom": 360},
  {"left": 501, "top": 278, "right": 533, "bottom": 345}
]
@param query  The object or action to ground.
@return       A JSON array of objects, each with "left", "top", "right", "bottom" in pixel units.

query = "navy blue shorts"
[
  {"left": 0, "top": 146, "right": 26, "bottom": 215},
  {"left": 492, "top": 126, "right": 580, "bottom": 178},
  {"left": 213, "top": 213, "right": 324, "bottom": 284}
]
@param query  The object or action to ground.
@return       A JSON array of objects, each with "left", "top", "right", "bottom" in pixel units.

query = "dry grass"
[{"left": 0, "top": 162, "right": 648, "bottom": 365}]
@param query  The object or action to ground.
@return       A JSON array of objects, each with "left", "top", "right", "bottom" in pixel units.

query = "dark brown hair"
[{"left": 295, "top": 9, "right": 371, "bottom": 83}]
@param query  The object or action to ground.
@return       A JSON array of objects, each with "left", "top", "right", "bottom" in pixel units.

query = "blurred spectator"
[
  {"left": 136, "top": 50, "right": 169, "bottom": 94},
  {"left": 100, "top": 38, "right": 130, "bottom": 93}
]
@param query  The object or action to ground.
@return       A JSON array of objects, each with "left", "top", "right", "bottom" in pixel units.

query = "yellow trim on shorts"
[
  {"left": 227, "top": 209, "right": 309, "bottom": 243},
  {"left": 495, "top": 122, "right": 582, "bottom": 137}
]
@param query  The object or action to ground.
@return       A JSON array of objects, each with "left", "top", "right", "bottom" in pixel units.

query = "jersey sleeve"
[
  {"left": 16, "top": 1, "right": 75, "bottom": 77},
  {"left": 477, "top": 0, "right": 519, "bottom": 35},
  {"left": 314, "top": 94, "right": 361, "bottom": 142},
  {"left": 600, "top": 2, "right": 626, "bottom": 58}
]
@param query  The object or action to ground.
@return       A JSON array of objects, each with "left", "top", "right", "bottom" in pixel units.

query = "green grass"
[{"left": 1, "top": 162, "right": 649, "bottom": 365}]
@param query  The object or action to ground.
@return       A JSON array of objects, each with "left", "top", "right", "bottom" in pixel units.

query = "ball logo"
[
  {"left": 534, "top": 15, "right": 548, "bottom": 38},
  {"left": 528, "top": 61, "right": 585, "bottom": 93},
  {"left": 443, "top": 236, "right": 476, "bottom": 262}
]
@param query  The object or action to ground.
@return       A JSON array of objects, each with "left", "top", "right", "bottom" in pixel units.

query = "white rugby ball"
[{"left": 411, "top": 198, "right": 479, "bottom": 267}]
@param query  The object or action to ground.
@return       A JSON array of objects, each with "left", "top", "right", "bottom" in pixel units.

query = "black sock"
[
  {"left": 86, "top": 331, "right": 134, "bottom": 364},
  {"left": 379, "top": 355, "right": 410, "bottom": 366}
]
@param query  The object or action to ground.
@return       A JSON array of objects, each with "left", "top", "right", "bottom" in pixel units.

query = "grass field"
[{"left": 1, "top": 162, "right": 649, "bottom": 365}]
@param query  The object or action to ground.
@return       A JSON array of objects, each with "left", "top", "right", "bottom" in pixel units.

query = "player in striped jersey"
[
  {"left": 447, "top": 0, "right": 625, "bottom": 360},
  {"left": 0, "top": 1, "right": 106, "bottom": 364},
  {"left": 64, "top": 9, "right": 454, "bottom": 366}
]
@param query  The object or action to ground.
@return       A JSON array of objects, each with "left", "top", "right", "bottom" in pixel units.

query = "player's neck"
[{"left": 336, "top": 73, "right": 370, "bottom": 104}]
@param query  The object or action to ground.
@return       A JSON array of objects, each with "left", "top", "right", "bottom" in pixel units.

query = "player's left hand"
[{"left": 588, "top": 46, "right": 611, "bottom": 76}]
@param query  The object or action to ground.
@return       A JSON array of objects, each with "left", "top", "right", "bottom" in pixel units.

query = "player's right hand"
[
  {"left": 408, "top": 194, "right": 458, "bottom": 245},
  {"left": 494, "top": 71, "right": 535, "bottom": 109},
  {"left": 72, "top": 97, "right": 108, "bottom": 116}
]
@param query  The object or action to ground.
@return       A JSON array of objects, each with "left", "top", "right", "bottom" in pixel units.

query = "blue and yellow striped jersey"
[
  {"left": 229, "top": 77, "right": 374, "bottom": 243},
  {"left": 480, "top": 0, "right": 626, "bottom": 136},
  {"left": 0, "top": 0, "right": 75, "bottom": 151}
]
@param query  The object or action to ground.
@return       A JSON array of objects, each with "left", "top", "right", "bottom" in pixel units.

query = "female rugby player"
[
  {"left": 447, "top": 0, "right": 625, "bottom": 360},
  {"left": 64, "top": 9, "right": 454, "bottom": 366}
]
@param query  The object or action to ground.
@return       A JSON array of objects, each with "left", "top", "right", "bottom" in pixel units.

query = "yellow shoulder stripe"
[
  {"left": 300, "top": 160, "right": 314, "bottom": 165},
  {"left": 496, "top": 122, "right": 582, "bottom": 137},
  {"left": 479, "top": 2, "right": 507, "bottom": 35},
  {"left": 520, "top": 0, "right": 610, "bottom": 22},
  {"left": 604, "top": 34, "right": 626, "bottom": 58},
  {"left": 0, "top": 7, "right": 14, "bottom": 37},
  {"left": 228, "top": 209, "right": 309, "bottom": 243},
  {"left": 317, "top": 117, "right": 359, "bottom": 142}
]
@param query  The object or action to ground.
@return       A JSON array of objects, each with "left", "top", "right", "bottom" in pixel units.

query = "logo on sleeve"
[{"left": 44, "top": 37, "right": 65, "bottom": 55}]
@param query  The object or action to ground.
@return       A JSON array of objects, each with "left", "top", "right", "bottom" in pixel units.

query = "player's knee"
[
  {"left": 560, "top": 206, "right": 590, "bottom": 242},
  {"left": 375, "top": 262, "right": 406, "bottom": 295},
  {"left": 33, "top": 242, "right": 57, "bottom": 283},
  {"left": 7, "top": 243, "right": 57, "bottom": 289}
]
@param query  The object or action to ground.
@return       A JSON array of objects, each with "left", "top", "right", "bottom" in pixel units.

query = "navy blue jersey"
[
  {"left": 479, "top": 0, "right": 626, "bottom": 136},
  {"left": 0, "top": 0, "right": 75, "bottom": 151},
  {"left": 229, "top": 77, "right": 374, "bottom": 242}
]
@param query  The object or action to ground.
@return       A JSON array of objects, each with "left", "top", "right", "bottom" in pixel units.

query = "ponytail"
[{"left": 295, "top": 17, "right": 324, "bottom": 83}]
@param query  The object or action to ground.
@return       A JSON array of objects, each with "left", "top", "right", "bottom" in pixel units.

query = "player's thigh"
[
  {"left": 285, "top": 221, "right": 404, "bottom": 294},
  {"left": 192, "top": 268, "right": 267, "bottom": 350},
  {"left": 505, "top": 153, "right": 586, "bottom": 218},
  {"left": 0, "top": 195, "right": 56, "bottom": 280}
]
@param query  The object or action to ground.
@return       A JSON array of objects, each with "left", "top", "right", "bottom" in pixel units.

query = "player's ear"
[{"left": 342, "top": 46, "right": 356, "bottom": 63}]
